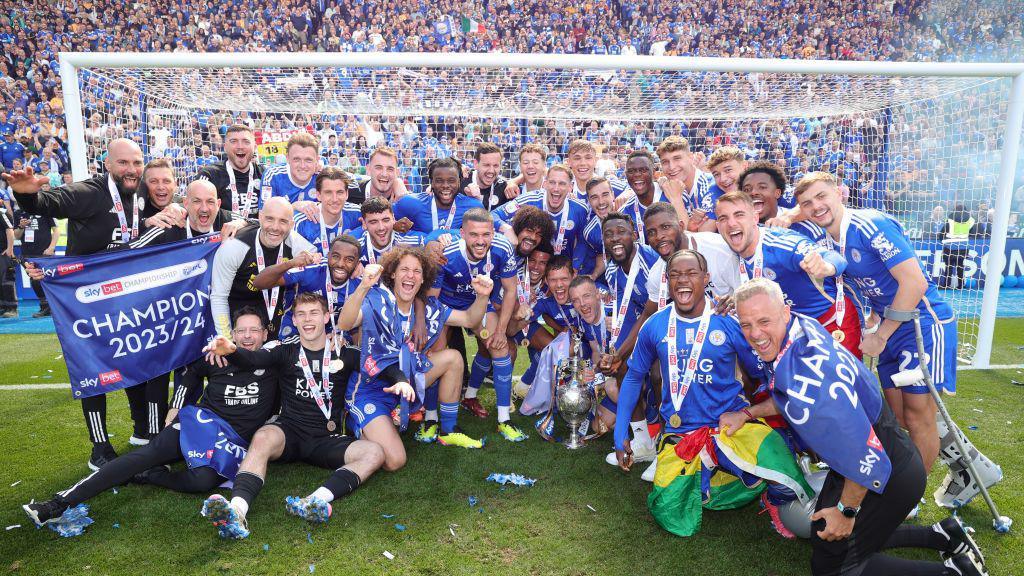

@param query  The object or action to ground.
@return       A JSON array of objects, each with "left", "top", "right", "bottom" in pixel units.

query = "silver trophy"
[{"left": 554, "top": 330, "right": 599, "bottom": 449}]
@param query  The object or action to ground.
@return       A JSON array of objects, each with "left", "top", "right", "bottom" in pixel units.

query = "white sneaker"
[
  {"left": 641, "top": 460, "right": 657, "bottom": 482},
  {"left": 512, "top": 379, "right": 530, "bottom": 399},
  {"left": 605, "top": 451, "right": 619, "bottom": 466},
  {"left": 128, "top": 435, "right": 150, "bottom": 446}
]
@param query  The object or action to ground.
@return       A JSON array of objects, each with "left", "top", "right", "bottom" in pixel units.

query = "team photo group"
[{"left": 2, "top": 124, "right": 1000, "bottom": 575}]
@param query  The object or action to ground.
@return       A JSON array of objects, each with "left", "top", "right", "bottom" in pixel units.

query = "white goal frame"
[{"left": 57, "top": 52, "right": 1024, "bottom": 369}]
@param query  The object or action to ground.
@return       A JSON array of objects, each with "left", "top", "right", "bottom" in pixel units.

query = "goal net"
[{"left": 58, "top": 53, "right": 1024, "bottom": 368}]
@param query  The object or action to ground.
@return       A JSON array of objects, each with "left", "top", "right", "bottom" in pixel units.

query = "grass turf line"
[{"left": 0, "top": 323, "right": 1021, "bottom": 575}]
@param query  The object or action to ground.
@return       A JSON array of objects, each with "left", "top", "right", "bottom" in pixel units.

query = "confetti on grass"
[
  {"left": 381, "top": 514, "right": 395, "bottom": 519},
  {"left": 263, "top": 544, "right": 269, "bottom": 552},
  {"left": 383, "top": 551, "right": 395, "bottom": 560},
  {"left": 486, "top": 473, "right": 536, "bottom": 487},
  {"left": 10, "top": 480, "right": 21, "bottom": 487},
  {"left": 467, "top": 496, "right": 478, "bottom": 507},
  {"left": 6, "top": 525, "right": 21, "bottom": 530},
  {"left": 586, "top": 504, "right": 597, "bottom": 512},
  {"left": 44, "top": 504, "right": 94, "bottom": 537},
  {"left": 394, "top": 524, "right": 406, "bottom": 531}
]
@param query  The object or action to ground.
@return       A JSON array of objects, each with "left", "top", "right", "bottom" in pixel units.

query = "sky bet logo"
[
  {"left": 187, "top": 449, "right": 215, "bottom": 459},
  {"left": 58, "top": 263, "right": 84, "bottom": 276},
  {"left": 99, "top": 370, "right": 123, "bottom": 385}
]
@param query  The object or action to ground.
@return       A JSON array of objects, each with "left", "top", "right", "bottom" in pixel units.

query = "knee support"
[{"left": 933, "top": 416, "right": 1003, "bottom": 508}]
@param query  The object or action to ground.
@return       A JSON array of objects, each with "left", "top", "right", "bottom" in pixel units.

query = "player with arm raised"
[
  {"left": 23, "top": 308, "right": 281, "bottom": 529},
  {"left": 200, "top": 292, "right": 380, "bottom": 539},
  {"left": 340, "top": 247, "right": 491, "bottom": 462},
  {"left": 431, "top": 208, "right": 525, "bottom": 441},
  {"left": 714, "top": 191, "right": 860, "bottom": 356},
  {"left": 393, "top": 157, "right": 484, "bottom": 234}
]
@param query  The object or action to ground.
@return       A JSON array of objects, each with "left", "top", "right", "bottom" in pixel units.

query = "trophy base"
[{"left": 563, "top": 436, "right": 586, "bottom": 450}]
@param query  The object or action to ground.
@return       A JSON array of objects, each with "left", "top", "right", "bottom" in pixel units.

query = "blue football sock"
[
  {"left": 440, "top": 401, "right": 460, "bottom": 434},
  {"left": 424, "top": 383, "right": 439, "bottom": 413},
  {"left": 493, "top": 354, "right": 513, "bottom": 411},
  {"left": 466, "top": 355, "right": 492, "bottom": 395},
  {"left": 521, "top": 348, "right": 539, "bottom": 385}
]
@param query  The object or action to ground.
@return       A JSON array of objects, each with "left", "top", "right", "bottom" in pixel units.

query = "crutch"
[{"left": 888, "top": 307, "right": 1012, "bottom": 533}]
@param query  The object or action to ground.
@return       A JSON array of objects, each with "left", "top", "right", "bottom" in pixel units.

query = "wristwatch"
[{"left": 836, "top": 500, "right": 860, "bottom": 518}]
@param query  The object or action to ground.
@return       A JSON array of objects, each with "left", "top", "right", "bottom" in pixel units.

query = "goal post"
[{"left": 56, "top": 51, "right": 1024, "bottom": 369}]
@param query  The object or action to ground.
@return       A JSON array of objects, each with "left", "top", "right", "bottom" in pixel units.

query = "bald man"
[
  {"left": 133, "top": 180, "right": 242, "bottom": 247},
  {"left": 3, "top": 138, "right": 145, "bottom": 254},
  {"left": 1, "top": 138, "right": 154, "bottom": 470},
  {"left": 210, "top": 196, "right": 315, "bottom": 340}
]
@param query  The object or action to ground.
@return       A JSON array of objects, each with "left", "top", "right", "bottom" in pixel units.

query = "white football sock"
[{"left": 309, "top": 487, "right": 335, "bottom": 503}]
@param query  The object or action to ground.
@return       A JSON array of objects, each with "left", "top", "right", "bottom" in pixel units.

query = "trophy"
[{"left": 554, "top": 330, "right": 598, "bottom": 449}]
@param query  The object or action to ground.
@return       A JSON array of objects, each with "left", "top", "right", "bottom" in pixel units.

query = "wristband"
[{"left": 741, "top": 408, "right": 754, "bottom": 421}]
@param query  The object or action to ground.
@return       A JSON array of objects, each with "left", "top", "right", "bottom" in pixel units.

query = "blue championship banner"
[{"left": 31, "top": 235, "right": 221, "bottom": 398}]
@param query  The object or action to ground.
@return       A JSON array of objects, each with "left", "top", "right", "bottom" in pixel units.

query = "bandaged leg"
[{"left": 933, "top": 415, "right": 1003, "bottom": 508}]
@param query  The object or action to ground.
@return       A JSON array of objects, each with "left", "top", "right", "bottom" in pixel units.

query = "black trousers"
[
  {"left": 811, "top": 451, "right": 926, "bottom": 576},
  {"left": 59, "top": 424, "right": 222, "bottom": 506},
  {"left": 82, "top": 377, "right": 170, "bottom": 445}
]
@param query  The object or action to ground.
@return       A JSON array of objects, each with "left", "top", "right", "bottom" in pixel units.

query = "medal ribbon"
[
  {"left": 254, "top": 230, "right": 283, "bottom": 326},
  {"left": 611, "top": 247, "right": 641, "bottom": 345},
  {"left": 227, "top": 163, "right": 257, "bottom": 217},
  {"left": 667, "top": 303, "right": 713, "bottom": 412},
  {"left": 298, "top": 345, "right": 333, "bottom": 422},
  {"left": 108, "top": 175, "right": 139, "bottom": 243}
]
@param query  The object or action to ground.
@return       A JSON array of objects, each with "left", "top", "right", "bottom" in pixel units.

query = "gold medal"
[
  {"left": 831, "top": 329, "right": 846, "bottom": 343},
  {"left": 326, "top": 420, "right": 337, "bottom": 432},
  {"left": 479, "top": 328, "right": 491, "bottom": 340},
  {"left": 669, "top": 414, "right": 682, "bottom": 428}
]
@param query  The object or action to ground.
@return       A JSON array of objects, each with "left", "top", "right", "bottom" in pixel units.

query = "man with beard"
[
  {"left": 639, "top": 202, "right": 741, "bottom": 316},
  {"left": 198, "top": 124, "right": 264, "bottom": 220},
  {"left": 601, "top": 211, "right": 662, "bottom": 468},
  {"left": 493, "top": 164, "right": 590, "bottom": 273},
  {"left": 738, "top": 161, "right": 795, "bottom": 224},
  {"left": 504, "top": 205, "right": 556, "bottom": 344},
  {"left": 253, "top": 234, "right": 361, "bottom": 344},
  {"left": 346, "top": 147, "right": 410, "bottom": 205},
  {"left": 291, "top": 167, "right": 362, "bottom": 256},
  {"left": 263, "top": 132, "right": 320, "bottom": 205},
  {"left": 618, "top": 150, "right": 688, "bottom": 245},
  {"left": 2, "top": 138, "right": 158, "bottom": 469},
  {"left": 792, "top": 172, "right": 957, "bottom": 476},
  {"left": 354, "top": 197, "right": 425, "bottom": 265},
  {"left": 615, "top": 251, "right": 810, "bottom": 539},
  {"left": 431, "top": 208, "right": 525, "bottom": 441},
  {"left": 211, "top": 197, "right": 315, "bottom": 339},
  {"left": 463, "top": 141, "right": 518, "bottom": 210},
  {"left": 394, "top": 157, "right": 484, "bottom": 234},
  {"left": 201, "top": 293, "right": 379, "bottom": 539},
  {"left": 340, "top": 248, "right": 491, "bottom": 457},
  {"left": 714, "top": 191, "right": 860, "bottom": 356},
  {"left": 23, "top": 308, "right": 280, "bottom": 528},
  {"left": 733, "top": 278, "right": 987, "bottom": 576},
  {"left": 656, "top": 136, "right": 716, "bottom": 229},
  {"left": 132, "top": 180, "right": 238, "bottom": 247}
]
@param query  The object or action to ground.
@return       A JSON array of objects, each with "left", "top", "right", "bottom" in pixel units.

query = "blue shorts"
[
  {"left": 877, "top": 318, "right": 957, "bottom": 394},
  {"left": 345, "top": 374, "right": 400, "bottom": 437}
]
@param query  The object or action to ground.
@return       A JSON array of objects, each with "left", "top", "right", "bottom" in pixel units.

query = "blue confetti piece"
[
  {"left": 45, "top": 504, "right": 94, "bottom": 537},
  {"left": 111, "top": 488, "right": 118, "bottom": 494},
  {"left": 306, "top": 532, "right": 314, "bottom": 544},
  {"left": 381, "top": 514, "right": 395, "bottom": 519},
  {"left": 309, "top": 564, "right": 315, "bottom": 573},
  {"left": 477, "top": 507, "right": 484, "bottom": 514},
  {"left": 968, "top": 426, "right": 978, "bottom": 430},
  {"left": 394, "top": 524, "right": 406, "bottom": 531},
  {"left": 467, "top": 496, "right": 478, "bottom": 507},
  {"left": 112, "top": 523, "right": 120, "bottom": 529},
  {"left": 263, "top": 544, "right": 269, "bottom": 552},
  {"left": 485, "top": 473, "right": 537, "bottom": 487}
]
